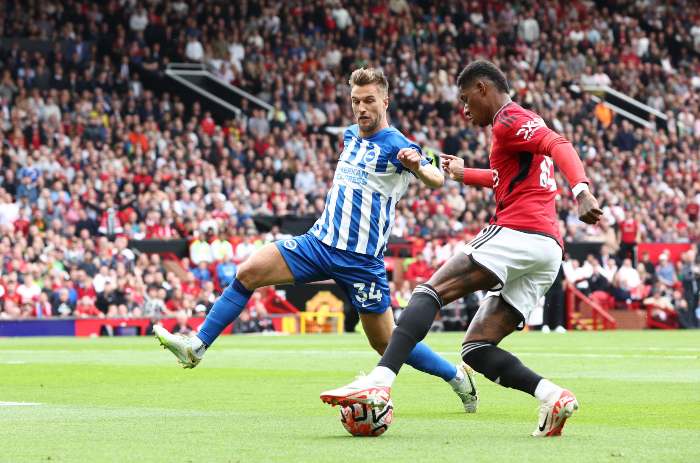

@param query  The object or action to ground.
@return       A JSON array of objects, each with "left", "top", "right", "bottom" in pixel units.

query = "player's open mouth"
[{"left": 358, "top": 116, "right": 370, "bottom": 122}]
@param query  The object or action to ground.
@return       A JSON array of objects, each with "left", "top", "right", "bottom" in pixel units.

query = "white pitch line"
[
  {"left": 0, "top": 402, "right": 42, "bottom": 406},
  {"left": 1, "top": 349, "right": 697, "bottom": 361},
  {"left": 205, "top": 349, "right": 699, "bottom": 360}
]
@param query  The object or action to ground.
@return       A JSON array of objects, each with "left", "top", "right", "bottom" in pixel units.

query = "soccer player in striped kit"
[
  {"left": 321, "top": 60, "right": 603, "bottom": 437},
  {"left": 154, "top": 68, "right": 479, "bottom": 413}
]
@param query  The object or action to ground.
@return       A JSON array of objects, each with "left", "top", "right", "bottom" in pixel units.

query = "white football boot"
[
  {"left": 532, "top": 389, "right": 579, "bottom": 437},
  {"left": 452, "top": 362, "right": 479, "bottom": 413},
  {"left": 153, "top": 325, "right": 203, "bottom": 369},
  {"left": 320, "top": 376, "right": 391, "bottom": 408}
]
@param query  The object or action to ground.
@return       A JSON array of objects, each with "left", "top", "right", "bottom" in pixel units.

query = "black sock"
[
  {"left": 378, "top": 284, "right": 442, "bottom": 374},
  {"left": 462, "top": 341, "right": 542, "bottom": 396}
]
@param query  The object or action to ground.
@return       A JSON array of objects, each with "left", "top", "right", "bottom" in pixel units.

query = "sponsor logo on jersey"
[{"left": 516, "top": 117, "right": 546, "bottom": 141}]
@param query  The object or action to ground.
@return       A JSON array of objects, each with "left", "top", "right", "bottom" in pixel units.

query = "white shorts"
[{"left": 463, "top": 225, "right": 562, "bottom": 326}]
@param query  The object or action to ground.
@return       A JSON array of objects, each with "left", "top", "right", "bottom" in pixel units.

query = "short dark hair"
[{"left": 456, "top": 60, "right": 509, "bottom": 93}]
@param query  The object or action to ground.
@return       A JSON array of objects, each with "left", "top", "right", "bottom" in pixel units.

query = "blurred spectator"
[
  {"left": 33, "top": 291, "right": 53, "bottom": 318},
  {"left": 618, "top": 211, "right": 640, "bottom": 265},
  {"left": 185, "top": 34, "right": 204, "bottom": 62},
  {"left": 392, "top": 280, "right": 412, "bottom": 321},
  {"left": 74, "top": 296, "right": 103, "bottom": 318},
  {"left": 639, "top": 252, "right": 657, "bottom": 285},
  {"left": 51, "top": 288, "right": 75, "bottom": 317},
  {"left": 235, "top": 235, "right": 256, "bottom": 262},
  {"left": 563, "top": 257, "right": 593, "bottom": 293},
  {"left": 171, "top": 311, "right": 194, "bottom": 336},
  {"left": 192, "top": 261, "right": 212, "bottom": 283},
  {"left": 190, "top": 231, "right": 213, "bottom": 265},
  {"left": 644, "top": 285, "right": 679, "bottom": 328},
  {"left": 216, "top": 260, "right": 237, "bottom": 288},
  {"left": 404, "top": 254, "right": 434, "bottom": 285},
  {"left": 233, "top": 291, "right": 272, "bottom": 333},
  {"left": 210, "top": 233, "right": 234, "bottom": 262},
  {"left": 678, "top": 250, "right": 699, "bottom": 327},
  {"left": 587, "top": 256, "right": 614, "bottom": 294},
  {"left": 655, "top": 252, "right": 678, "bottom": 287},
  {"left": 613, "top": 258, "right": 643, "bottom": 302},
  {"left": 143, "top": 286, "right": 168, "bottom": 318}
]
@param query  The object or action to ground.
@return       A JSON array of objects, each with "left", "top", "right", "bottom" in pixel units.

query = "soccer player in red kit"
[{"left": 321, "top": 60, "right": 603, "bottom": 437}]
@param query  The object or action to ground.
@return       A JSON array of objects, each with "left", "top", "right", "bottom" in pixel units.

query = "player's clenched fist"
[
  {"left": 397, "top": 148, "right": 422, "bottom": 171},
  {"left": 440, "top": 154, "right": 465, "bottom": 182},
  {"left": 576, "top": 190, "right": 603, "bottom": 224}
]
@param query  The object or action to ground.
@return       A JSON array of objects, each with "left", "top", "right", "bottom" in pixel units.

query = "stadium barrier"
[
  {"left": 0, "top": 313, "right": 346, "bottom": 337},
  {"left": 565, "top": 283, "right": 617, "bottom": 330},
  {"left": 0, "top": 317, "right": 226, "bottom": 337},
  {"left": 578, "top": 84, "right": 667, "bottom": 129},
  {"left": 637, "top": 243, "right": 693, "bottom": 264},
  {"left": 165, "top": 62, "right": 272, "bottom": 119}
]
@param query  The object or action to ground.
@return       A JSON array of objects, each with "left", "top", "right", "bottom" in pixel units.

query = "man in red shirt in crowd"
[
  {"left": 322, "top": 60, "right": 602, "bottom": 437},
  {"left": 618, "top": 210, "right": 641, "bottom": 265},
  {"left": 404, "top": 254, "right": 434, "bottom": 285}
]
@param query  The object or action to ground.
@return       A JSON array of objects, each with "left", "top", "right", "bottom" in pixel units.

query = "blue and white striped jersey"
[{"left": 310, "top": 124, "right": 428, "bottom": 257}]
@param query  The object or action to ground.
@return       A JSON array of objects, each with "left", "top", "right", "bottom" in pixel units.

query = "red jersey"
[
  {"left": 620, "top": 219, "right": 638, "bottom": 243},
  {"left": 489, "top": 102, "right": 567, "bottom": 247}
]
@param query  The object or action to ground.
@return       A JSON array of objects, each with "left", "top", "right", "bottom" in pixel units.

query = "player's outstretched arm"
[
  {"left": 540, "top": 133, "right": 603, "bottom": 225},
  {"left": 397, "top": 148, "right": 444, "bottom": 188},
  {"left": 440, "top": 154, "right": 494, "bottom": 188}
]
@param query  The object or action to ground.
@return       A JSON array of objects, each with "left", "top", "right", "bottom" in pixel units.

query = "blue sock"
[
  {"left": 197, "top": 279, "right": 253, "bottom": 347},
  {"left": 405, "top": 342, "right": 457, "bottom": 382}
]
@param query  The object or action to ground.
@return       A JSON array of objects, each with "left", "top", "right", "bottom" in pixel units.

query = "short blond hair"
[{"left": 348, "top": 67, "right": 389, "bottom": 95}]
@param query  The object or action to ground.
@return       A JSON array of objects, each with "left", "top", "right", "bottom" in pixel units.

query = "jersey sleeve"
[
  {"left": 496, "top": 112, "right": 590, "bottom": 189},
  {"left": 389, "top": 134, "right": 430, "bottom": 175}
]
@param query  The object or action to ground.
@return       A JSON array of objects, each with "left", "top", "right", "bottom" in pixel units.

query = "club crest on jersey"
[
  {"left": 516, "top": 117, "right": 546, "bottom": 141},
  {"left": 283, "top": 239, "right": 298, "bottom": 250},
  {"left": 363, "top": 148, "right": 377, "bottom": 163}
]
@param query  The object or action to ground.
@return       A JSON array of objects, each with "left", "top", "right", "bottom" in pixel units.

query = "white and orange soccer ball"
[{"left": 339, "top": 400, "right": 394, "bottom": 437}]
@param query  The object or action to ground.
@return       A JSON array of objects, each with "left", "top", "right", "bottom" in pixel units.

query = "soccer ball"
[{"left": 339, "top": 400, "right": 394, "bottom": 437}]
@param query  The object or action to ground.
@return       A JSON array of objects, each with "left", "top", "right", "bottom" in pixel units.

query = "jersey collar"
[{"left": 492, "top": 100, "right": 514, "bottom": 125}]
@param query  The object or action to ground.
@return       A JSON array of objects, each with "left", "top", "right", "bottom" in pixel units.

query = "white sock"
[
  {"left": 448, "top": 366, "right": 465, "bottom": 388},
  {"left": 191, "top": 336, "right": 206, "bottom": 356},
  {"left": 534, "top": 379, "right": 563, "bottom": 403},
  {"left": 367, "top": 366, "right": 396, "bottom": 387}
]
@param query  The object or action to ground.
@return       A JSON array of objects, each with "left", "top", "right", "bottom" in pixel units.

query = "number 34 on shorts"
[{"left": 353, "top": 282, "right": 383, "bottom": 307}]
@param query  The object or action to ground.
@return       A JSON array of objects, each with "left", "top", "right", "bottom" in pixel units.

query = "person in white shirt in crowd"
[
  {"left": 234, "top": 234, "right": 256, "bottom": 262},
  {"left": 185, "top": 34, "right": 204, "bottom": 62},
  {"left": 614, "top": 258, "right": 643, "bottom": 302}
]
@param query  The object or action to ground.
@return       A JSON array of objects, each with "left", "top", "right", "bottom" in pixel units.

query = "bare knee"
[
  {"left": 235, "top": 259, "right": 263, "bottom": 289},
  {"left": 463, "top": 296, "right": 520, "bottom": 345}
]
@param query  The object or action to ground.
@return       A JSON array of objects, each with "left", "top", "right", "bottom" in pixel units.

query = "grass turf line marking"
[
  {"left": 0, "top": 402, "right": 42, "bottom": 406},
  {"left": 1, "top": 349, "right": 696, "bottom": 360}
]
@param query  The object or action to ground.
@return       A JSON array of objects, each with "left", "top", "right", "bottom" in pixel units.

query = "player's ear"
[{"left": 477, "top": 80, "right": 488, "bottom": 95}]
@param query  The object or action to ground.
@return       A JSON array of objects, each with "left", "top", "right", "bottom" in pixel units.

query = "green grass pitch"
[{"left": 1, "top": 331, "right": 699, "bottom": 462}]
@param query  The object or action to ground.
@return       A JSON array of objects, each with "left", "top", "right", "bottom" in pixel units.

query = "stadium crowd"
[{"left": 0, "top": 0, "right": 698, "bottom": 327}]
